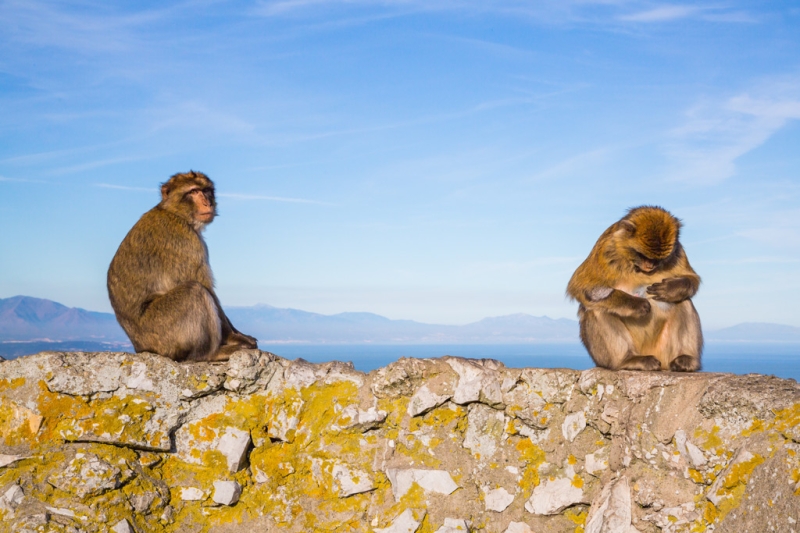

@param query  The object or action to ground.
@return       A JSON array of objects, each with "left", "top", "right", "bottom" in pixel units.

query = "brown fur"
[
  {"left": 107, "top": 171, "right": 257, "bottom": 362},
  {"left": 567, "top": 206, "right": 702, "bottom": 371}
]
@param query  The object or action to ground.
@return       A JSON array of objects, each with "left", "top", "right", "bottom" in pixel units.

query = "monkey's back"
[{"left": 108, "top": 207, "right": 210, "bottom": 323}]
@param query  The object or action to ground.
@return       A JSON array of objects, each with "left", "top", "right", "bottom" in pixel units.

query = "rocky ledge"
[{"left": 0, "top": 351, "right": 799, "bottom": 533}]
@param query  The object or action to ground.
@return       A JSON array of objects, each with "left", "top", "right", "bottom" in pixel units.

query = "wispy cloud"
[
  {"left": 526, "top": 147, "right": 613, "bottom": 182},
  {"left": 0, "top": 175, "right": 48, "bottom": 184},
  {"left": 665, "top": 78, "right": 800, "bottom": 185},
  {"left": 218, "top": 192, "right": 333, "bottom": 205},
  {"left": 94, "top": 183, "right": 153, "bottom": 193},
  {"left": 253, "top": 0, "right": 755, "bottom": 28},
  {"left": 619, "top": 5, "right": 700, "bottom": 22},
  {"left": 50, "top": 155, "right": 151, "bottom": 175}
]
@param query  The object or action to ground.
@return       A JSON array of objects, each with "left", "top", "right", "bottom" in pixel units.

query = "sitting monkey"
[
  {"left": 567, "top": 206, "right": 702, "bottom": 372},
  {"left": 107, "top": 171, "right": 257, "bottom": 362}
]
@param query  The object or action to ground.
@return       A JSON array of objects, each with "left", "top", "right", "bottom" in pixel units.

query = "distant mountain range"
[
  {"left": 1, "top": 295, "right": 799, "bottom": 360},
  {"left": 225, "top": 305, "right": 580, "bottom": 344}
]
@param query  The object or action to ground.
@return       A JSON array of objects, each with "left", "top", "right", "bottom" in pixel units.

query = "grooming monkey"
[
  {"left": 107, "top": 171, "right": 257, "bottom": 362},
  {"left": 567, "top": 206, "right": 702, "bottom": 372}
]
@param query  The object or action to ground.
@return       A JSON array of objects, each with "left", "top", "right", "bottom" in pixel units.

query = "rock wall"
[{"left": 1, "top": 351, "right": 799, "bottom": 533}]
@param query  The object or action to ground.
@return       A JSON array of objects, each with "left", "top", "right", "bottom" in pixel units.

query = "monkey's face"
[
  {"left": 619, "top": 206, "right": 680, "bottom": 274},
  {"left": 187, "top": 187, "right": 216, "bottom": 225},
  {"left": 630, "top": 250, "right": 660, "bottom": 273}
]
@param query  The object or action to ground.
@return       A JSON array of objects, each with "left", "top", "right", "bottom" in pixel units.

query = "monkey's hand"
[
  {"left": 646, "top": 277, "right": 695, "bottom": 303},
  {"left": 595, "top": 289, "right": 651, "bottom": 318}
]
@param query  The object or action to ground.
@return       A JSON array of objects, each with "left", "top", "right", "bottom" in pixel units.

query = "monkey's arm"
[
  {"left": 646, "top": 275, "right": 699, "bottom": 303},
  {"left": 583, "top": 287, "right": 651, "bottom": 318}
]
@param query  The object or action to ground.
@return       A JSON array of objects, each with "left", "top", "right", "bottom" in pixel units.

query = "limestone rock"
[
  {"left": 408, "top": 384, "right": 451, "bottom": 417},
  {"left": 503, "top": 522, "right": 534, "bottom": 533},
  {"left": 175, "top": 409, "right": 252, "bottom": 473},
  {"left": 434, "top": 517, "right": 470, "bottom": 532},
  {"left": 180, "top": 487, "right": 205, "bottom": 501},
  {"left": 585, "top": 476, "right": 636, "bottom": 533},
  {"left": 525, "top": 477, "right": 586, "bottom": 515},
  {"left": 332, "top": 463, "right": 374, "bottom": 497},
  {"left": 483, "top": 486, "right": 515, "bottom": 512},
  {"left": 386, "top": 468, "right": 459, "bottom": 501},
  {"left": 111, "top": 519, "right": 134, "bottom": 533},
  {"left": 48, "top": 453, "right": 124, "bottom": 498},
  {"left": 1, "top": 351, "right": 799, "bottom": 533},
  {"left": 463, "top": 403, "right": 505, "bottom": 460},
  {"left": 374, "top": 508, "right": 425, "bottom": 533},
  {"left": 0, "top": 453, "right": 26, "bottom": 468},
  {"left": 562, "top": 410, "right": 587, "bottom": 442},
  {"left": 212, "top": 480, "right": 242, "bottom": 506},
  {"left": 337, "top": 405, "right": 387, "bottom": 431}
]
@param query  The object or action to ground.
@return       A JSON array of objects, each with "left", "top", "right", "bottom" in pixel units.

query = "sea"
[{"left": 258, "top": 342, "right": 800, "bottom": 381}]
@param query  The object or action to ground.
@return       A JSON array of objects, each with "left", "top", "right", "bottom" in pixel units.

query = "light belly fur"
[{"left": 617, "top": 283, "right": 676, "bottom": 362}]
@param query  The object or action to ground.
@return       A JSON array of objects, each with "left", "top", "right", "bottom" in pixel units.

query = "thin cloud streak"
[
  {"left": 94, "top": 183, "right": 153, "bottom": 193},
  {"left": 619, "top": 5, "right": 700, "bottom": 22},
  {"left": 218, "top": 193, "right": 334, "bottom": 205}
]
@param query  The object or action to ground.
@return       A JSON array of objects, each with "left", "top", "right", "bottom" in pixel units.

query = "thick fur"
[
  {"left": 107, "top": 171, "right": 257, "bottom": 362},
  {"left": 567, "top": 206, "right": 702, "bottom": 372}
]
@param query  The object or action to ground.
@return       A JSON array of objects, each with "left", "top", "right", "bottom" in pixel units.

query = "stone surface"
[
  {"left": 180, "top": 487, "right": 205, "bottom": 501},
  {"left": 434, "top": 517, "right": 470, "bottom": 532},
  {"left": 503, "top": 522, "right": 534, "bottom": 533},
  {"left": 111, "top": 519, "right": 134, "bottom": 533},
  {"left": 524, "top": 476, "right": 586, "bottom": 515},
  {"left": 386, "top": 468, "right": 459, "bottom": 501},
  {"left": 47, "top": 452, "right": 125, "bottom": 498},
  {"left": 212, "top": 480, "right": 242, "bottom": 506},
  {"left": 374, "top": 508, "right": 425, "bottom": 533},
  {"left": 332, "top": 464, "right": 375, "bottom": 497},
  {"left": 585, "top": 477, "right": 636, "bottom": 533},
  {"left": 0, "top": 350, "right": 799, "bottom": 533},
  {"left": 483, "top": 486, "right": 515, "bottom": 512}
]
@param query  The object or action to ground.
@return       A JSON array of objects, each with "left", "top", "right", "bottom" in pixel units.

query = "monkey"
[
  {"left": 107, "top": 171, "right": 258, "bottom": 362},
  {"left": 566, "top": 206, "right": 702, "bottom": 372}
]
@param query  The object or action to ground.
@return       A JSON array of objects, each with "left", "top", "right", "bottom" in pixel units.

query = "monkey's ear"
[
  {"left": 616, "top": 219, "right": 636, "bottom": 236},
  {"left": 160, "top": 183, "right": 170, "bottom": 201}
]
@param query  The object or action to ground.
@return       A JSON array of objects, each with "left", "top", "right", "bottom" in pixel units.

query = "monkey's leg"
[
  {"left": 137, "top": 281, "right": 222, "bottom": 362},
  {"left": 666, "top": 300, "right": 703, "bottom": 372},
  {"left": 580, "top": 308, "right": 661, "bottom": 371}
]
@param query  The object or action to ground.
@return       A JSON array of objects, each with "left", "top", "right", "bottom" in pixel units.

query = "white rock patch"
[
  {"left": 562, "top": 411, "right": 587, "bottom": 443},
  {"left": 585, "top": 476, "right": 637, "bottom": 533},
  {"left": 386, "top": 468, "right": 459, "bottom": 501},
  {"left": 483, "top": 486, "right": 515, "bottom": 512},
  {"left": 585, "top": 447, "right": 609, "bottom": 476},
  {"left": 180, "top": 487, "right": 205, "bottom": 501},
  {"left": 504, "top": 522, "right": 534, "bottom": 533},
  {"left": 217, "top": 427, "right": 251, "bottom": 472},
  {"left": 111, "top": 519, "right": 134, "bottom": 533},
  {"left": 332, "top": 464, "right": 374, "bottom": 497},
  {"left": 374, "top": 508, "right": 425, "bottom": 533},
  {"left": 434, "top": 517, "right": 470, "bottom": 532},
  {"left": 408, "top": 384, "right": 451, "bottom": 417},
  {"left": 525, "top": 477, "right": 585, "bottom": 515},
  {"left": 212, "top": 480, "right": 242, "bottom": 506}
]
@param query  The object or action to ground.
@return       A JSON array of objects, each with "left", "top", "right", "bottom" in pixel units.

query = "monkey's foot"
[
  {"left": 619, "top": 355, "right": 661, "bottom": 371},
  {"left": 670, "top": 355, "right": 700, "bottom": 372}
]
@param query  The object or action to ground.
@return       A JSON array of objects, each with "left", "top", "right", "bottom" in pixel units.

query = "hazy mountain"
[
  {"left": 2, "top": 296, "right": 799, "bottom": 362},
  {"left": 226, "top": 305, "right": 580, "bottom": 344},
  {"left": 705, "top": 322, "right": 800, "bottom": 343},
  {"left": 0, "top": 296, "right": 128, "bottom": 342}
]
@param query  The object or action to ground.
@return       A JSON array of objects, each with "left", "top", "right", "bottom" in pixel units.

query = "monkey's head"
[
  {"left": 616, "top": 206, "right": 681, "bottom": 273},
  {"left": 159, "top": 171, "right": 217, "bottom": 231}
]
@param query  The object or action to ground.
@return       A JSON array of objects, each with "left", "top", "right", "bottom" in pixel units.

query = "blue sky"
[{"left": 1, "top": 1, "right": 799, "bottom": 329}]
